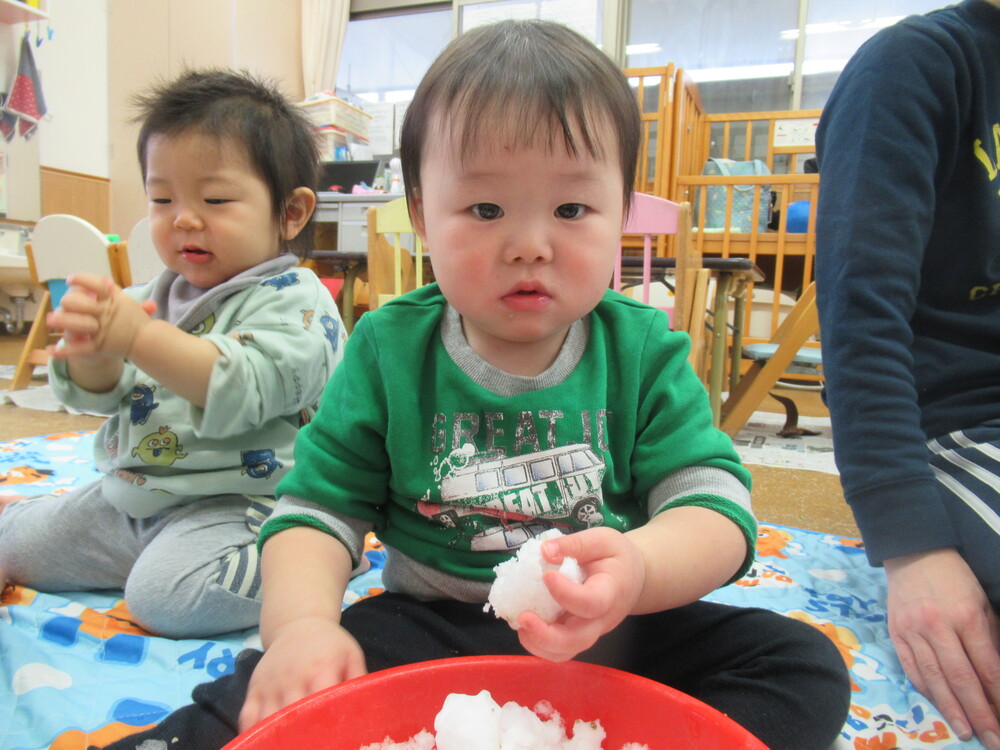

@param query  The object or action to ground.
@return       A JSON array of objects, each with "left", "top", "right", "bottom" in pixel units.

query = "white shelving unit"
[{"left": 0, "top": 0, "right": 48, "bottom": 25}]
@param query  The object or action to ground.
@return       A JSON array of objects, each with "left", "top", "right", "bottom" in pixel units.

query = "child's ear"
[
  {"left": 409, "top": 188, "right": 428, "bottom": 243},
  {"left": 281, "top": 187, "right": 317, "bottom": 241}
]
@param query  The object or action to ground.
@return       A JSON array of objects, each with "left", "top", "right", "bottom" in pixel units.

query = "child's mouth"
[
  {"left": 181, "top": 248, "right": 212, "bottom": 264},
  {"left": 502, "top": 287, "right": 551, "bottom": 311}
]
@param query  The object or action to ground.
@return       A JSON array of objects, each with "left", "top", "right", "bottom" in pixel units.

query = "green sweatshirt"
[{"left": 265, "top": 284, "right": 754, "bottom": 599}]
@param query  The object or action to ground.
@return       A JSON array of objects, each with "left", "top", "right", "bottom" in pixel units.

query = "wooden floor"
[{"left": 0, "top": 332, "right": 859, "bottom": 537}]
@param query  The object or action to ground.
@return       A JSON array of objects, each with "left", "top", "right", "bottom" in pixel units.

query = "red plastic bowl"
[{"left": 224, "top": 655, "right": 768, "bottom": 749}]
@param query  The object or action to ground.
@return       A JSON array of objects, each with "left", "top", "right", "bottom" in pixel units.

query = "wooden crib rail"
[
  {"left": 703, "top": 109, "right": 823, "bottom": 173},
  {"left": 675, "top": 173, "right": 819, "bottom": 346},
  {"left": 627, "top": 65, "right": 675, "bottom": 200}
]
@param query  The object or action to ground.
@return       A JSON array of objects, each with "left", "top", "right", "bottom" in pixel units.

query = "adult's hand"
[{"left": 884, "top": 548, "right": 1000, "bottom": 748}]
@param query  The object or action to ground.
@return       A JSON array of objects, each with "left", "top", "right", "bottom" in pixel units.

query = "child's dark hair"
[
  {"left": 400, "top": 20, "right": 641, "bottom": 212},
  {"left": 134, "top": 69, "right": 319, "bottom": 257}
]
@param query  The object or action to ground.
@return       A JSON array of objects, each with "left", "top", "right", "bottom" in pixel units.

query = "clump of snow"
[
  {"left": 359, "top": 730, "right": 435, "bottom": 750},
  {"left": 433, "top": 691, "right": 502, "bottom": 749},
  {"left": 485, "top": 529, "right": 583, "bottom": 628},
  {"left": 359, "top": 689, "right": 648, "bottom": 750}
]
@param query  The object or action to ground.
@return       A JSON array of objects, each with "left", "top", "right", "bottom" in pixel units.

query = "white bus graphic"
[{"left": 420, "top": 444, "right": 606, "bottom": 533}]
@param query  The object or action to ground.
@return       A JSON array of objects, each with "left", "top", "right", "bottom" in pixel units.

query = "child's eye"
[
  {"left": 556, "top": 203, "right": 586, "bottom": 219},
  {"left": 471, "top": 203, "right": 503, "bottom": 220},
  {"left": 151, "top": 198, "right": 171, "bottom": 205},
  {"left": 205, "top": 198, "right": 231, "bottom": 205}
]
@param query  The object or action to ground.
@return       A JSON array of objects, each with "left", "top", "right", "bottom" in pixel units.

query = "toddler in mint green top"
[{"left": 0, "top": 69, "right": 345, "bottom": 638}]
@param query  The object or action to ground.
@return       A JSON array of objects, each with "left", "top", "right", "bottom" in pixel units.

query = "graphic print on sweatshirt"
[{"left": 418, "top": 441, "right": 607, "bottom": 552}]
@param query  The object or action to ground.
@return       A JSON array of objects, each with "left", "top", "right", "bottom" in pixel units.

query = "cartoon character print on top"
[
  {"left": 119, "top": 277, "right": 335, "bottom": 485},
  {"left": 189, "top": 314, "right": 215, "bottom": 337},
  {"left": 241, "top": 449, "right": 283, "bottom": 479},
  {"left": 130, "top": 384, "right": 159, "bottom": 426},
  {"left": 320, "top": 314, "right": 342, "bottom": 353},
  {"left": 262, "top": 271, "right": 299, "bottom": 292},
  {"left": 131, "top": 427, "right": 187, "bottom": 466},
  {"left": 301, "top": 309, "right": 343, "bottom": 355}
]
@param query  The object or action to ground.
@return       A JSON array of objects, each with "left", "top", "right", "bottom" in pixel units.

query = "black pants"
[{"left": 96, "top": 595, "right": 851, "bottom": 750}]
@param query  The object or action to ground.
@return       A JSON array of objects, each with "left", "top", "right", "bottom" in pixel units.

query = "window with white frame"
[
  {"left": 799, "top": 0, "right": 947, "bottom": 108},
  {"left": 336, "top": 7, "right": 452, "bottom": 105},
  {"left": 627, "top": 0, "right": 952, "bottom": 113},
  {"left": 336, "top": 0, "right": 611, "bottom": 156},
  {"left": 336, "top": 0, "right": 956, "bottom": 149},
  {"left": 628, "top": 0, "right": 799, "bottom": 113},
  {"left": 336, "top": 0, "right": 606, "bottom": 107}
]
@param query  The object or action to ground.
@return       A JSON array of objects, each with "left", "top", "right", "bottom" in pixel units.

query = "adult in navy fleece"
[{"left": 816, "top": 2, "right": 1000, "bottom": 745}]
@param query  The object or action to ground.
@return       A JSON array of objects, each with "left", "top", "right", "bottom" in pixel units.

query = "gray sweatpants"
[{"left": 0, "top": 481, "right": 270, "bottom": 637}]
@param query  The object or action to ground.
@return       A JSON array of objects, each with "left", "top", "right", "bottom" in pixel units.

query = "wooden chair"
[
  {"left": 9, "top": 215, "right": 127, "bottom": 391},
  {"left": 719, "top": 281, "right": 821, "bottom": 437},
  {"left": 365, "top": 196, "right": 425, "bottom": 310},
  {"left": 614, "top": 194, "right": 710, "bottom": 375},
  {"left": 668, "top": 202, "right": 711, "bottom": 378}
]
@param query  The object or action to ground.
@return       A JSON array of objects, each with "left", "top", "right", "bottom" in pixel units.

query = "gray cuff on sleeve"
[
  {"left": 647, "top": 465, "right": 753, "bottom": 520},
  {"left": 265, "top": 494, "right": 373, "bottom": 568}
]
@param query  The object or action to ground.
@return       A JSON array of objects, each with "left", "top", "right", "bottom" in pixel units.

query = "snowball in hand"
[{"left": 486, "top": 529, "right": 583, "bottom": 628}]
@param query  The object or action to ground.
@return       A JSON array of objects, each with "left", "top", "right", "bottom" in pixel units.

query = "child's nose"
[
  {"left": 173, "top": 205, "right": 204, "bottom": 231},
  {"left": 503, "top": 225, "right": 553, "bottom": 264}
]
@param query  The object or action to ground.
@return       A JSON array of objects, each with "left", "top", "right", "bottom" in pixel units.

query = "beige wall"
[{"left": 108, "top": 0, "right": 304, "bottom": 235}]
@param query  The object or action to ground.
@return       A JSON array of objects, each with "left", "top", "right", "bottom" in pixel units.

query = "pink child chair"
[
  {"left": 614, "top": 193, "right": 709, "bottom": 377},
  {"left": 614, "top": 192, "right": 680, "bottom": 308}
]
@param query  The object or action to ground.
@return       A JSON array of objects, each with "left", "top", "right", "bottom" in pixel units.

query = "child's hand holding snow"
[
  {"left": 486, "top": 529, "right": 584, "bottom": 628},
  {"left": 498, "top": 526, "right": 647, "bottom": 663}
]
